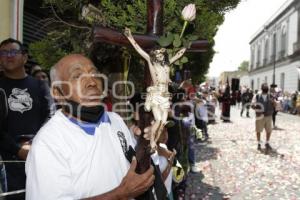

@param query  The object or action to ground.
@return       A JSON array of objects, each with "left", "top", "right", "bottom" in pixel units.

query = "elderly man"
[{"left": 26, "top": 54, "right": 154, "bottom": 199}]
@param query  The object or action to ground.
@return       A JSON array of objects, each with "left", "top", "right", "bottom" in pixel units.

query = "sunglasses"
[{"left": 0, "top": 49, "right": 23, "bottom": 57}]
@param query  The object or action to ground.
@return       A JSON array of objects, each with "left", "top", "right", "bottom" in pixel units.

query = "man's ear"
[{"left": 51, "top": 86, "right": 64, "bottom": 100}]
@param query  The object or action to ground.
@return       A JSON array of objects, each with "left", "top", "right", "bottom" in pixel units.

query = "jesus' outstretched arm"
[
  {"left": 124, "top": 27, "right": 150, "bottom": 62},
  {"left": 169, "top": 48, "right": 187, "bottom": 65}
]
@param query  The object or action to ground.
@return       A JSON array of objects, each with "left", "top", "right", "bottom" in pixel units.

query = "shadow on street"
[
  {"left": 195, "top": 143, "right": 220, "bottom": 162},
  {"left": 259, "top": 148, "right": 285, "bottom": 158},
  {"left": 185, "top": 142, "right": 228, "bottom": 199},
  {"left": 186, "top": 171, "right": 227, "bottom": 200}
]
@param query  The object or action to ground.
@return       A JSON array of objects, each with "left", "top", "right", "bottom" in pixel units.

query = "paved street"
[{"left": 185, "top": 106, "right": 300, "bottom": 200}]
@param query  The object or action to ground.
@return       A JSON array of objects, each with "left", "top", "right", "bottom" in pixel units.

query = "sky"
[{"left": 208, "top": 0, "right": 289, "bottom": 77}]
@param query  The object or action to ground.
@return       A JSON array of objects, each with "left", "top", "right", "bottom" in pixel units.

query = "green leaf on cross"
[
  {"left": 172, "top": 34, "right": 182, "bottom": 47},
  {"left": 173, "top": 38, "right": 182, "bottom": 47},
  {"left": 174, "top": 34, "right": 180, "bottom": 41},
  {"left": 157, "top": 33, "right": 174, "bottom": 47},
  {"left": 174, "top": 60, "right": 180, "bottom": 66},
  {"left": 183, "top": 40, "right": 192, "bottom": 48},
  {"left": 181, "top": 56, "right": 188, "bottom": 63}
]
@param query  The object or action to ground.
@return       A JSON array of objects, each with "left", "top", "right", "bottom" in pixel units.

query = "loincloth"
[{"left": 145, "top": 86, "right": 171, "bottom": 111}]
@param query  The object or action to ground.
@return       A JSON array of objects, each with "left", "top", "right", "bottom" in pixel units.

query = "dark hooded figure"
[{"left": 221, "top": 84, "right": 231, "bottom": 122}]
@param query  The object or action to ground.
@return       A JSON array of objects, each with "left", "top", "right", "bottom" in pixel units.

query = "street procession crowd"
[{"left": 1, "top": 38, "right": 300, "bottom": 200}]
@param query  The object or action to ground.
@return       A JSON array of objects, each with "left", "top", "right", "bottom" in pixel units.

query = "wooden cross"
[
  {"left": 93, "top": 3, "right": 208, "bottom": 52},
  {"left": 93, "top": 0, "right": 208, "bottom": 173}
]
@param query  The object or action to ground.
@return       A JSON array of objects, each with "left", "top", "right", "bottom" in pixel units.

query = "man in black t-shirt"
[{"left": 0, "top": 38, "right": 50, "bottom": 199}]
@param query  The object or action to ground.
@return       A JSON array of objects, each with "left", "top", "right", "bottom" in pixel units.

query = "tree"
[
  {"left": 29, "top": 0, "right": 241, "bottom": 86},
  {"left": 238, "top": 60, "right": 249, "bottom": 72}
]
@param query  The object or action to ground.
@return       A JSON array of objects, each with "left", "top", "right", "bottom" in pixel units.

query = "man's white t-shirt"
[{"left": 25, "top": 110, "right": 136, "bottom": 200}]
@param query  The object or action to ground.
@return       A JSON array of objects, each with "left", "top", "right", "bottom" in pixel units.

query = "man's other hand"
[{"left": 117, "top": 156, "right": 155, "bottom": 199}]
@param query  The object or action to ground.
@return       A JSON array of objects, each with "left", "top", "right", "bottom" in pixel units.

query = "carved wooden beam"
[
  {"left": 93, "top": 26, "right": 209, "bottom": 52},
  {"left": 93, "top": 26, "right": 157, "bottom": 50}
]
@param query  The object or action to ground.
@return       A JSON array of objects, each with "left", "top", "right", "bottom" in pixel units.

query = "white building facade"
[
  {"left": 249, "top": 0, "right": 300, "bottom": 92},
  {"left": 240, "top": 74, "right": 250, "bottom": 88}
]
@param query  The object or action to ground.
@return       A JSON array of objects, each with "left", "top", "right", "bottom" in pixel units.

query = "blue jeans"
[
  {"left": 188, "top": 134, "right": 196, "bottom": 165},
  {"left": 283, "top": 102, "right": 289, "bottom": 112}
]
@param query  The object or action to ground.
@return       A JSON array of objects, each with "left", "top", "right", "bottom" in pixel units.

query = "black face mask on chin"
[
  {"left": 64, "top": 100, "right": 104, "bottom": 123},
  {"left": 57, "top": 88, "right": 104, "bottom": 123}
]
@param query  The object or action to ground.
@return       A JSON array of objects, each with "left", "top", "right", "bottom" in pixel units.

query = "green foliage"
[
  {"left": 189, "top": 43, "right": 215, "bottom": 83},
  {"left": 157, "top": 33, "right": 174, "bottom": 47},
  {"left": 29, "top": 38, "right": 67, "bottom": 70},
  {"left": 238, "top": 60, "right": 249, "bottom": 72},
  {"left": 156, "top": 26, "right": 200, "bottom": 70},
  {"left": 29, "top": 0, "right": 241, "bottom": 83},
  {"left": 159, "top": 0, "right": 240, "bottom": 82},
  {"left": 99, "top": 0, "right": 147, "bottom": 33},
  {"left": 29, "top": 27, "right": 91, "bottom": 69}
]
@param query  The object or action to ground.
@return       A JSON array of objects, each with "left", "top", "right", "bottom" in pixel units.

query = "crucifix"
[{"left": 93, "top": 0, "right": 208, "bottom": 174}]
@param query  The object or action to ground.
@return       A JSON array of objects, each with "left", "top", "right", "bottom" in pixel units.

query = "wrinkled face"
[
  {"left": 0, "top": 43, "right": 27, "bottom": 72},
  {"left": 54, "top": 56, "right": 103, "bottom": 106}
]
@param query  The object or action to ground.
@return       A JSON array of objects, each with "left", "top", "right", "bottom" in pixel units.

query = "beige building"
[
  {"left": 0, "top": 0, "right": 24, "bottom": 41},
  {"left": 218, "top": 70, "right": 248, "bottom": 87},
  {"left": 0, "top": 0, "right": 46, "bottom": 44},
  {"left": 0, "top": 0, "right": 47, "bottom": 67}
]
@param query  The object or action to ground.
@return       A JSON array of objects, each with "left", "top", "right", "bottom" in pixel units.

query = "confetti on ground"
[{"left": 185, "top": 107, "right": 300, "bottom": 200}]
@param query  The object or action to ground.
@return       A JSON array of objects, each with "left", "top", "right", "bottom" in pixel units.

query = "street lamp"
[
  {"left": 272, "top": 32, "right": 276, "bottom": 86},
  {"left": 297, "top": 67, "right": 300, "bottom": 91}
]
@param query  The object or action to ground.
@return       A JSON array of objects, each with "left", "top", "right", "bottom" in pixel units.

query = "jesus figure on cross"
[{"left": 124, "top": 27, "right": 186, "bottom": 150}]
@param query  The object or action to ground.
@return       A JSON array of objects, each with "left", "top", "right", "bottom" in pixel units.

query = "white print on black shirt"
[{"left": 8, "top": 88, "right": 33, "bottom": 113}]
